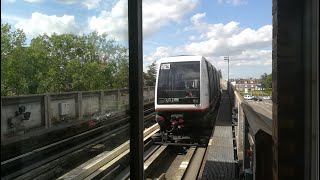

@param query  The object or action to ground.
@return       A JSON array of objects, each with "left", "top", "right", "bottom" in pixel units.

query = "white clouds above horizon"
[
  {"left": 2, "top": 0, "right": 272, "bottom": 78},
  {"left": 183, "top": 24, "right": 271, "bottom": 57},
  {"left": 145, "top": 14, "right": 272, "bottom": 60},
  {"left": 143, "top": 13, "right": 272, "bottom": 77},
  {"left": 187, "top": 13, "right": 242, "bottom": 40},
  {"left": 89, "top": 0, "right": 198, "bottom": 41},
  {"left": 142, "top": 0, "right": 198, "bottom": 37},
  {"left": 88, "top": 0, "right": 128, "bottom": 41},
  {"left": 15, "top": 12, "right": 79, "bottom": 37},
  {"left": 5, "top": 0, "right": 198, "bottom": 41}
]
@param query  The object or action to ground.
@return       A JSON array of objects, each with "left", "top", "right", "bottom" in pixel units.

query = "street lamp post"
[{"left": 224, "top": 56, "right": 229, "bottom": 90}]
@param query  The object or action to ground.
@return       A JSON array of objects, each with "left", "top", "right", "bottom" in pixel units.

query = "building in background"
[{"left": 230, "top": 78, "right": 262, "bottom": 92}]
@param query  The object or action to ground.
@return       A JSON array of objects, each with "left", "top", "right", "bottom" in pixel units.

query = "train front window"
[{"left": 157, "top": 61, "right": 200, "bottom": 104}]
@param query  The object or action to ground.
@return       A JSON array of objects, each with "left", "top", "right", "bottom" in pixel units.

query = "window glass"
[
  {"left": 157, "top": 61, "right": 200, "bottom": 104},
  {"left": 1, "top": 0, "right": 130, "bottom": 179}
]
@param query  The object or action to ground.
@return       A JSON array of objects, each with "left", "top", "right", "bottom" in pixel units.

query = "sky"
[{"left": 1, "top": 0, "right": 272, "bottom": 79}]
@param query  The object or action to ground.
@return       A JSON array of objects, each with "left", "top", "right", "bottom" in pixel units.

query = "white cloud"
[
  {"left": 88, "top": 0, "right": 199, "bottom": 41},
  {"left": 56, "top": 0, "right": 102, "bottom": 9},
  {"left": 182, "top": 14, "right": 272, "bottom": 57},
  {"left": 144, "top": 47, "right": 171, "bottom": 63},
  {"left": 143, "top": 46, "right": 186, "bottom": 72},
  {"left": 191, "top": 13, "right": 206, "bottom": 25},
  {"left": 56, "top": 0, "right": 76, "bottom": 4},
  {"left": 24, "top": 0, "right": 44, "bottom": 2},
  {"left": 89, "top": 0, "right": 128, "bottom": 41},
  {"left": 1, "top": 0, "right": 16, "bottom": 3},
  {"left": 82, "top": 0, "right": 101, "bottom": 9},
  {"left": 217, "top": 0, "right": 247, "bottom": 6},
  {"left": 1, "top": 14, "right": 25, "bottom": 22},
  {"left": 143, "top": 46, "right": 181, "bottom": 72},
  {"left": 143, "top": 0, "right": 198, "bottom": 37},
  {"left": 226, "top": 49, "right": 272, "bottom": 66},
  {"left": 144, "top": 19, "right": 272, "bottom": 78},
  {"left": 15, "top": 12, "right": 79, "bottom": 37},
  {"left": 189, "top": 13, "right": 241, "bottom": 40},
  {"left": 182, "top": 24, "right": 272, "bottom": 57}
]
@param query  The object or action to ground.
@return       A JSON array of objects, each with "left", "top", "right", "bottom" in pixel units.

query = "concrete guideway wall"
[
  {"left": 1, "top": 87, "right": 155, "bottom": 140},
  {"left": 231, "top": 82, "right": 272, "bottom": 179}
]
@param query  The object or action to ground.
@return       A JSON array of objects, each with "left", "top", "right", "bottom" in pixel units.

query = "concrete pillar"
[
  {"left": 77, "top": 92, "right": 83, "bottom": 120},
  {"left": 302, "top": 0, "right": 319, "bottom": 179},
  {"left": 147, "top": 87, "right": 151, "bottom": 102},
  {"left": 117, "top": 89, "right": 121, "bottom": 110},
  {"left": 243, "top": 119, "right": 251, "bottom": 170},
  {"left": 99, "top": 91, "right": 104, "bottom": 112},
  {"left": 237, "top": 104, "right": 244, "bottom": 164},
  {"left": 272, "top": 0, "right": 306, "bottom": 179},
  {"left": 44, "top": 94, "right": 51, "bottom": 128},
  {"left": 255, "top": 133, "right": 272, "bottom": 180}
]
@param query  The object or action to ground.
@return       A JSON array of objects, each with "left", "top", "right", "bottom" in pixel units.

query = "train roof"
[{"left": 157, "top": 55, "right": 204, "bottom": 63}]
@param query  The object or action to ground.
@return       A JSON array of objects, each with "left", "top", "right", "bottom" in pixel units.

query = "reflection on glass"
[{"left": 1, "top": 0, "right": 133, "bottom": 179}]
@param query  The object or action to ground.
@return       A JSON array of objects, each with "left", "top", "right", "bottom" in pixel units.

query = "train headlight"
[
  {"left": 193, "top": 99, "right": 199, "bottom": 104},
  {"left": 170, "top": 114, "right": 183, "bottom": 120}
]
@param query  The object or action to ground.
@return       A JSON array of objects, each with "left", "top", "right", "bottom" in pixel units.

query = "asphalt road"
[{"left": 247, "top": 99, "right": 272, "bottom": 127}]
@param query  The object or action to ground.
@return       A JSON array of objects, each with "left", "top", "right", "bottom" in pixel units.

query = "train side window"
[
  {"left": 210, "top": 67, "right": 216, "bottom": 100},
  {"left": 206, "top": 61, "right": 214, "bottom": 102},
  {"left": 212, "top": 67, "right": 217, "bottom": 96},
  {"left": 214, "top": 68, "right": 220, "bottom": 95}
]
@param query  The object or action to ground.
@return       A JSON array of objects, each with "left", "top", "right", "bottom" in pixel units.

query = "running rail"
[{"left": 58, "top": 124, "right": 160, "bottom": 180}]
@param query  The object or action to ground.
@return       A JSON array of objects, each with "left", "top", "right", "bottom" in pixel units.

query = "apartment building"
[{"left": 230, "top": 78, "right": 262, "bottom": 91}]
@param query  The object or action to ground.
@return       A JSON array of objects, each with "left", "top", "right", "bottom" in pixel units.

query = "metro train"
[{"left": 154, "top": 55, "right": 221, "bottom": 144}]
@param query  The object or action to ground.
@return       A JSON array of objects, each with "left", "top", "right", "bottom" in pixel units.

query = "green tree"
[
  {"left": 265, "top": 73, "right": 272, "bottom": 90},
  {"left": 144, "top": 61, "right": 157, "bottom": 86},
  {"left": 28, "top": 32, "right": 128, "bottom": 92},
  {"left": 113, "top": 57, "right": 129, "bottom": 88},
  {"left": 1, "top": 21, "right": 28, "bottom": 95},
  {"left": 260, "top": 72, "right": 272, "bottom": 94},
  {"left": 260, "top": 73, "right": 268, "bottom": 91},
  {"left": 85, "top": 31, "right": 129, "bottom": 89},
  {"left": 1, "top": 19, "right": 129, "bottom": 95}
]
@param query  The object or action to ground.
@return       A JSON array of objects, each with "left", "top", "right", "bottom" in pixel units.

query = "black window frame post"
[{"left": 128, "top": 0, "right": 144, "bottom": 179}]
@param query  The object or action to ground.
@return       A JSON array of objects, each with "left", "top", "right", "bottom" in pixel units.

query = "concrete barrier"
[
  {"left": 231, "top": 82, "right": 272, "bottom": 180},
  {"left": 1, "top": 87, "right": 155, "bottom": 139}
]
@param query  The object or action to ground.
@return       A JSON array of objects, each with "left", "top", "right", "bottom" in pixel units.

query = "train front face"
[{"left": 155, "top": 59, "right": 209, "bottom": 137}]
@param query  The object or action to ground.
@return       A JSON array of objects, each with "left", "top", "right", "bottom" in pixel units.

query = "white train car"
[{"left": 154, "top": 55, "right": 221, "bottom": 144}]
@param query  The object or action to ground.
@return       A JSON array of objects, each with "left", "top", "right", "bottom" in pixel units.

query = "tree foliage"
[
  {"left": 144, "top": 61, "right": 157, "bottom": 86},
  {"left": 260, "top": 72, "right": 272, "bottom": 90},
  {"left": 1, "top": 21, "right": 129, "bottom": 96}
]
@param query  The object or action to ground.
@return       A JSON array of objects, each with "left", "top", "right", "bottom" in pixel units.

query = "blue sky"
[{"left": 1, "top": 0, "right": 272, "bottom": 79}]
